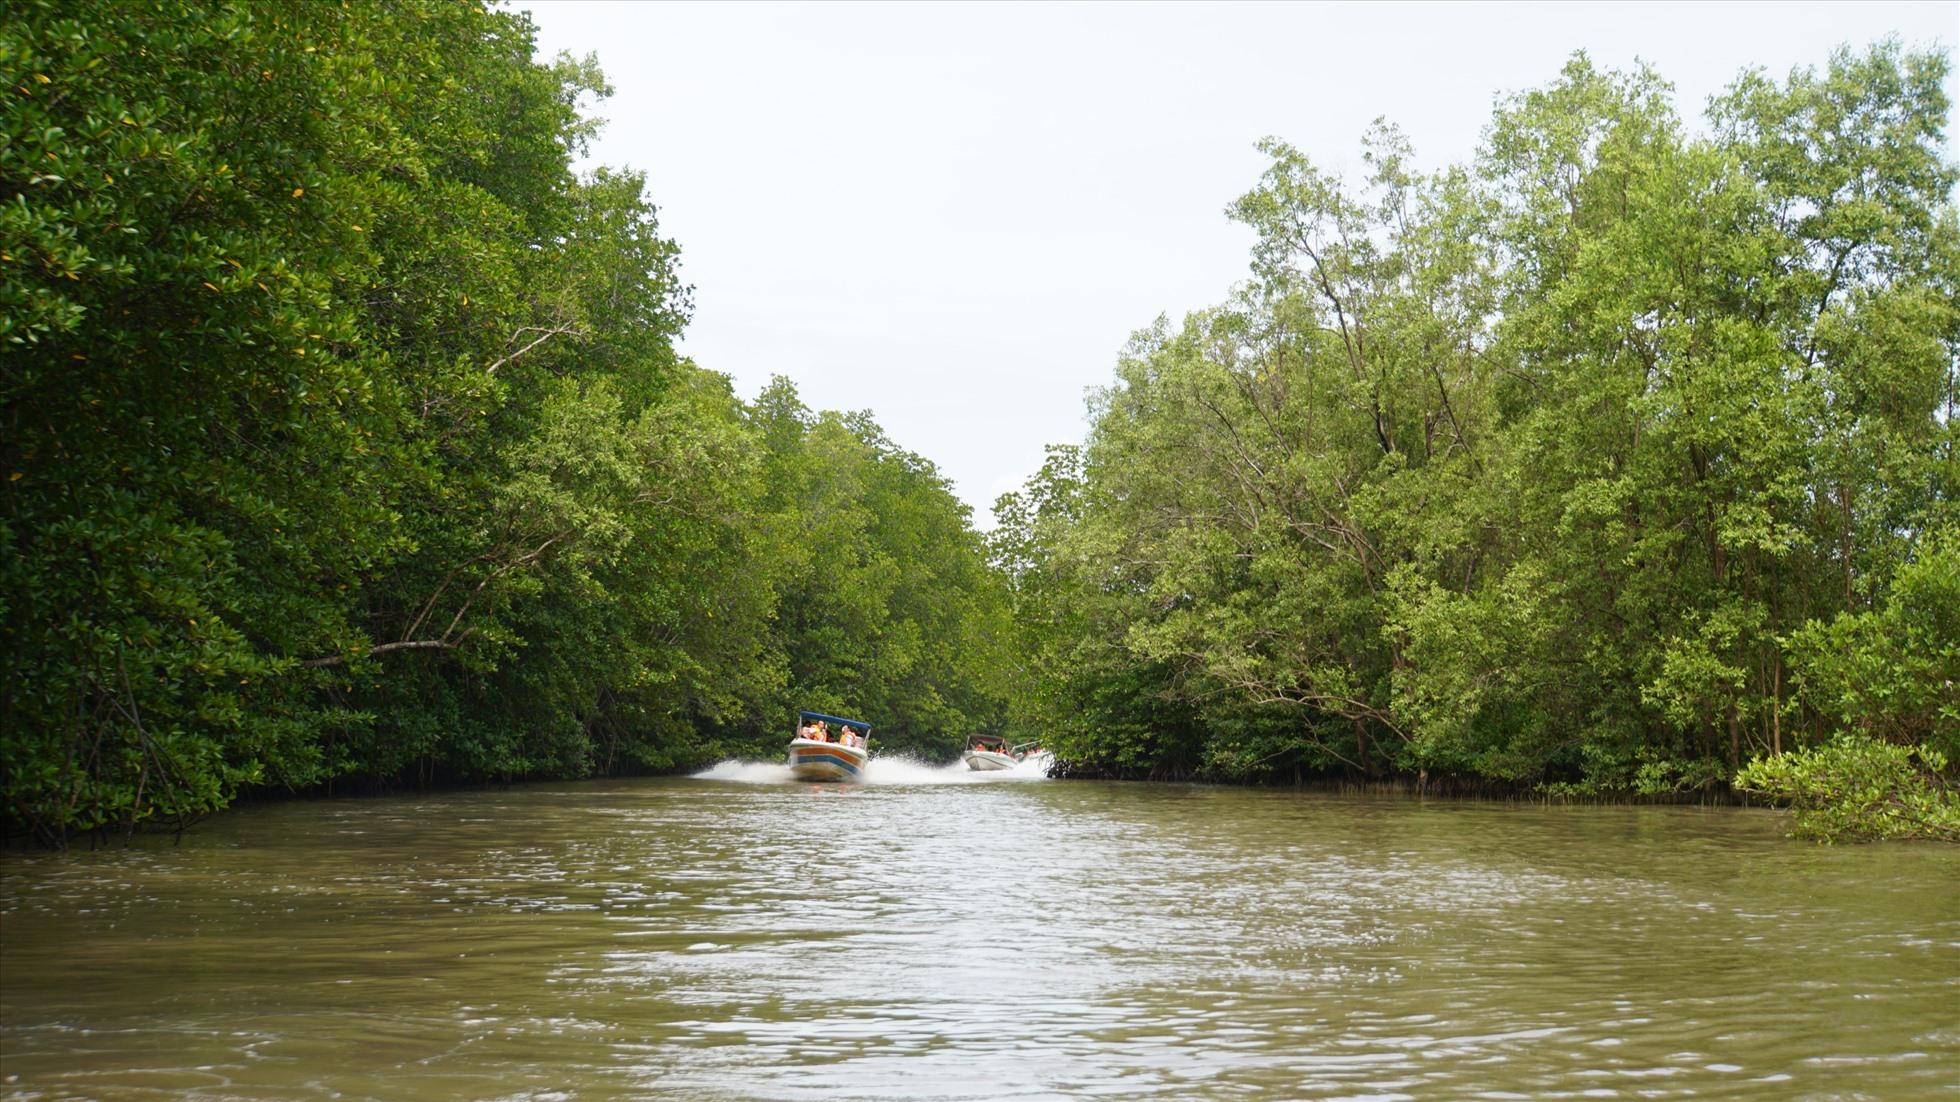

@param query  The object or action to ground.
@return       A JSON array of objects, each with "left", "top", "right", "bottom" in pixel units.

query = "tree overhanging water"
[
  {"left": 988, "top": 45, "right": 1960, "bottom": 842},
  {"left": 3, "top": 4, "right": 1954, "bottom": 845}
]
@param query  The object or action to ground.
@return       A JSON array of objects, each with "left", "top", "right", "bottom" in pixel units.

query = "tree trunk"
[
  {"left": 1771, "top": 660, "right": 1782, "bottom": 756},
  {"left": 1838, "top": 481, "right": 1855, "bottom": 609},
  {"left": 1726, "top": 690, "right": 1740, "bottom": 767}
]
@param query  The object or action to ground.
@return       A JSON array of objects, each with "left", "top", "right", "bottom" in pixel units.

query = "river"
[{"left": 3, "top": 759, "right": 1957, "bottom": 1100}]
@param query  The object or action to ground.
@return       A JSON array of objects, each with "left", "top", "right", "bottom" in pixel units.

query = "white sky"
[{"left": 523, "top": 1, "right": 1958, "bottom": 526}]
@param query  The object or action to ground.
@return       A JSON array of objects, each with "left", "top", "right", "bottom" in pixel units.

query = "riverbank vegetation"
[
  {"left": 1, "top": 1, "right": 1011, "bottom": 845},
  {"left": 990, "top": 45, "right": 1960, "bottom": 841},
  {"left": 4, "top": 3, "right": 1955, "bottom": 846}
]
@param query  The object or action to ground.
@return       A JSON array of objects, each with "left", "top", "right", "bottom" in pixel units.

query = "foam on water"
[
  {"left": 692, "top": 752, "right": 1052, "bottom": 786},
  {"left": 691, "top": 759, "right": 795, "bottom": 784}
]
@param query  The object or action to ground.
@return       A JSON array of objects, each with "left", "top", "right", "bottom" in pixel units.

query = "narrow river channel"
[{"left": 4, "top": 762, "right": 1957, "bottom": 1100}]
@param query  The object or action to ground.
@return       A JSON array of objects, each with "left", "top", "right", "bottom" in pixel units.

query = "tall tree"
[{"left": 999, "top": 43, "right": 1958, "bottom": 815}]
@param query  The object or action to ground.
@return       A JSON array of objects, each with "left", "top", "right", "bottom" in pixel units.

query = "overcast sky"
[{"left": 523, "top": 1, "right": 1957, "bottom": 525}]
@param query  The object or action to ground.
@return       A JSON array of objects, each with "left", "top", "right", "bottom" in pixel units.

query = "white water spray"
[
  {"left": 691, "top": 759, "right": 796, "bottom": 784},
  {"left": 691, "top": 752, "right": 1052, "bottom": 786}
]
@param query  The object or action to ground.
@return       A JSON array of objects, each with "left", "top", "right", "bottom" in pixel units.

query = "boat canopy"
[
  {"left": 799, "top": 710, "right": 873, "bottom": 733},
  {"left": 967, "top": 733, "right": 1008, "bottom": 749}
]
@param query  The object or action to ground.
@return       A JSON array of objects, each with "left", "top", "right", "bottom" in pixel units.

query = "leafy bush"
[{"left": 1735, "top": 735, "right": 1960, "bottom": 843}]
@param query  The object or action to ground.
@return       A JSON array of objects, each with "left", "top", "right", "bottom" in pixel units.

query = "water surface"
[{"left": 4, "top": 760, "right": 1957, "bottom": 1099}]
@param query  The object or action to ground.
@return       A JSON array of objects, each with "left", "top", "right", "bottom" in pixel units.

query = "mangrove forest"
[{"left": 3, "top": 1, "right": 1957, "bottom": 845}]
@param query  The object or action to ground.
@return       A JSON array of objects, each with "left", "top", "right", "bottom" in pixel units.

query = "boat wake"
[
  {"left": 692, "top": 753, "right": 1051, "bottom": 786},
  {"left": 692, "top": 760, "right": 798, "bottom": 784}
]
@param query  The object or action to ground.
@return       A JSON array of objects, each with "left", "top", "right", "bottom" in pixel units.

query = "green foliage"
[
  {"left": 4, "top": 0, "right": 419, "bottom": 840},
  {"left": 1784, "top": 526, "right": 1960, "bottom": 758},
  {"left": 1735, "top": 735, "right": 1960, "bottom": 843},
  {"left": 733, "top": 378, "right": 1014, "bottom": 762},
  {"left": 995, "top": 41, "right": 1960, "bottom": 833},
  {"left": 3, "top": 1, "right": 1011, "bottom": 843},
  {"left": 8, "top": 7, "right": 1952, "bottom": 848}
]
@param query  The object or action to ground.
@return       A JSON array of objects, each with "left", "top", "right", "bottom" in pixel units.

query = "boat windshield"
[
  {"left": 798, "top": 710, "right": 871, "bottom": 731},
  {"left": 794, "top": 711, "right": 873, "bottom": 745}
]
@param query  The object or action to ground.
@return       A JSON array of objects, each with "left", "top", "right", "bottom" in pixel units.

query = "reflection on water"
[{"left": 4, "top": 768, "right": 1958, "bottom": 1100}]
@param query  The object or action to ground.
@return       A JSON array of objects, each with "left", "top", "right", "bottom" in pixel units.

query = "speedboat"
[
  {"left": 787, "top": 710, "right": 872, "bottom": 782},
  {"left": 962, "top": 734, "right": 1017, "bottom": 771}
]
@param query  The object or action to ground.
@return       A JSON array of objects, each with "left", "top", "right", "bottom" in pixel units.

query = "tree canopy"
[
  {"left": 5, "top": 4, "right": 1953, "bottom": 846},
  {"left": 992, "top": 45, "right": 1959, "bottom": 837},
  {"left": 2, "top": 0, "right": 1012, "bottom": 844}
]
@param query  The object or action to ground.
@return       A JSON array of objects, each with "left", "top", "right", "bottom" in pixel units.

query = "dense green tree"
[
  {"left": 4, "top": 0, "right": 424, "bottom": 838},
  {"left": 3, "top": 1, "right": 1016, "bottom": 844},
  {"left": 997, "top": 42, "right": 1959, "bottom": 834},
  {"left": 9, "top": 4, "right": 1951, "bottom": 847},
  {"left": 732, "top": 378, "right": 1014, "bottom": 761}
]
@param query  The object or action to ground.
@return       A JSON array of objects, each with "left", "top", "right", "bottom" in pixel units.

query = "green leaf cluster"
[
  {"left": 994, "top": 43, "right": 1960, "bottom": 837},
  {"left": 1735, "top": 735, "right": 1960, "bottom": 843},
  {"left": 2, "top": 1, "right": 1012, "bottom": 844}
]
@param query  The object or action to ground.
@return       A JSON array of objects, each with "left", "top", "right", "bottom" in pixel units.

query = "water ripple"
[{"left": 4, "top": 780, "right": 1958, "bottom": 1100}]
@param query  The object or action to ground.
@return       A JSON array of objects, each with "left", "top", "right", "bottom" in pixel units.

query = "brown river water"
[{"left": 3, "top": 757, "right": 1957, "bottom": 1100}]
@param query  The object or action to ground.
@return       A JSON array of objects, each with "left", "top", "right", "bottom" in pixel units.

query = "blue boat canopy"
[{"left": 799, "top": 710, "right": 873, "bottom": 732}]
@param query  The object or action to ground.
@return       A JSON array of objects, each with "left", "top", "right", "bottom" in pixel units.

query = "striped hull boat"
[{"left": 787, "top": 737, "right": 868, "bottom": 782}]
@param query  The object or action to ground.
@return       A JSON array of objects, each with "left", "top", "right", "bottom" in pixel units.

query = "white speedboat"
[
  {"left": 787, "top": 710, "right": 872, "bottom": 782},
  {"left": 962, "top": 734, "right": 1017, "bottom": 771}
]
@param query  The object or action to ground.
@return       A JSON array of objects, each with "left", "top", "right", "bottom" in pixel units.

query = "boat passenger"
[{"left": 839, "top": 726, "right": 857, "bottom": 748}]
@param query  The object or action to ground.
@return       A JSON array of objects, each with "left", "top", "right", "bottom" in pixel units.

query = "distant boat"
[
  {"left": 787, "top": 710, "right": 872, "bottom": 782},
  {"left": 962, "top": 733, "right": 1018, "bottom": 771}
]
